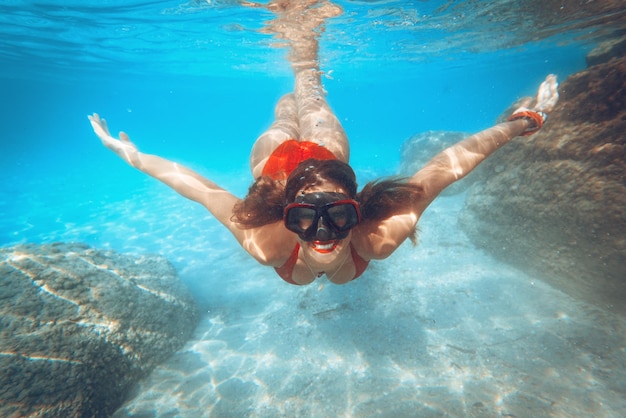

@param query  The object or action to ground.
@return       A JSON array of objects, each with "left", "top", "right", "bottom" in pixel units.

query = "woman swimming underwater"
[{"left": 89, "top": 0, "right": 558, "bottom": 285}]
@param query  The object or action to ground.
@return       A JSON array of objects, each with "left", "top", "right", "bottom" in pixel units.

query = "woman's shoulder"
[
  {"left": 350, "top": 222, "right": 383, "bottom": 260},
  {"left": 240, "top": 222, "right": 299, "bottom": 267},
  {"left": 352, "top": 213, "right": 420, "bottom": 260}
]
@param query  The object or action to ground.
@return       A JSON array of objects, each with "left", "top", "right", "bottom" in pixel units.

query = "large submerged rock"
[
  {"left": 0, "top": 242, "right": 200, "bottom": 417},
  {"left": 458, "top": 54, "right": 626, "bottom": 308}
]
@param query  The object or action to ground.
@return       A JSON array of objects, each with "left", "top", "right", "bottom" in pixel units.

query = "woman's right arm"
[
  {"left": 88, "top": 113, "right": 297, "bottom": 266},
  {"left": 88, "top": 113, "right": 241, "bottom": 232}
]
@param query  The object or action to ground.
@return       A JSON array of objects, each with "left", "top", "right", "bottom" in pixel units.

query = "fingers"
[
  {"left": 101, "top": 117, "right": 111, "bottom": 135},
  {"left": 119, "top": 131, "right": 139, "bottom": 156},
  {"left": 119, "top": 131, "right": 132, "bottom": 144},
  {"left": 88, "top": 113, "right": 108, "bottom": 135},
  {"left": 536, "top": 77, "right": 553, "bottom": 106},
  {"left": 88, "top": 114, "right": 107, "bottom": 138},
  {"left": 534, "top": 74, "right": 559, "bottom": 113},
  {"left": 88, "top": 113, "right": 101, "bottom": 130},
  {"left": 87, "top": 112, "right": 112, "bottom": 134}
]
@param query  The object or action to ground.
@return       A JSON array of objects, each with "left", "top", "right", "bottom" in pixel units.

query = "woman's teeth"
[
  {"left": 316, "top": 242, "right": 334, "bottom": 250},
  {"left": 312, "top": 241, "right": 337, "bottom": 252}
]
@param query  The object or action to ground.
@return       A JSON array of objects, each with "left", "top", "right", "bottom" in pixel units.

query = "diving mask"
[{"left": 284, "top": 192, "right": 361, "bottom": 242}]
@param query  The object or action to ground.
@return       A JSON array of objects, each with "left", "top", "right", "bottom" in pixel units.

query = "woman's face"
[{"left": 290, "top": 180, "right": 356, "bottom": 261}]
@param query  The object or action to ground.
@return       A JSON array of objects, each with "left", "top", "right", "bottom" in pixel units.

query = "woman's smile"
[{"left": 311, "top": 240, "right": 339, "bottom": 253}]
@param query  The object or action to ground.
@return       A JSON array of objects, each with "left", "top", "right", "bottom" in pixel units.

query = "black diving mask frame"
[{"left": 284, "top": 192, "right": 361, "bottom": 242}]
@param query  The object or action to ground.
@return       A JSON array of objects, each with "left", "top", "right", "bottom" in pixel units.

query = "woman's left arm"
[
  {"left": 352, "top": 74, "right": 559, "bottom": 260},
  {"left": 409, "top": 74, "right": 558, "bottom": 213}
]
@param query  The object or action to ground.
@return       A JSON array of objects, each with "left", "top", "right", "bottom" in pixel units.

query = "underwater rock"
[
  {"left": 586, "top": 34, "right": 626, "bottom": 67},
  {"left": 399, "top": 130, "right": 477, "bottom": 196},
  {"left": 0, "top": 242, "right": 200, "bottom": 417},
  {"left": 458, "top": 55, "right": 626, "bottom": 309}
]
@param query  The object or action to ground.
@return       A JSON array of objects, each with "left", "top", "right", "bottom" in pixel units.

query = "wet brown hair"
[{"left": 232, "top": 159, "right": 424, "bottom": 243}]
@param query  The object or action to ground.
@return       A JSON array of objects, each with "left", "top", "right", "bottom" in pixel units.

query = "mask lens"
[
  {"left": 284, "top": 194, "right": 361, "bottom": 242},
  {"left": 285, "top": 206, "right": 318, "bottom": 234},
  {"left": 326, "top": 202, "right": 359, "bottom": 231}
]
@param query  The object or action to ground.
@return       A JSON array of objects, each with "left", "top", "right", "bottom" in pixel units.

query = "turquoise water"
[
  {"left": 1, "top": 1, "right": 595, "bottom": 248},
  {"left": 2, "top": 1, "right": 625, "bottom": 416}
]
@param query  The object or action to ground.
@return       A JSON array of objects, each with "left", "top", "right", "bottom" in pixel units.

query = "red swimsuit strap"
[
  {"left": 350, "top": 243, "right": 370, "bottom": 280},
  {"left": 274, "top": 243, "right": 301, "bottom": 285}
]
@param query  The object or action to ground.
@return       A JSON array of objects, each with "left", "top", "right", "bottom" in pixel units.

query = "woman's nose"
[{"left": 316, "top": 216, "right": 330, "bottom": 241}]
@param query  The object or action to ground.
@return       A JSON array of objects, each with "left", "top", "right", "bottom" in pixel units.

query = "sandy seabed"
[
  {"left": 6, "top": 174, "right": 625, "bottom": 417},
  {"left": 98, "top": 186, "right": 624, "bottom": 418}
]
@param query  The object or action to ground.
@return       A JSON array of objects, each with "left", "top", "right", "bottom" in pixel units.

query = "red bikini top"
[{"left": 274, "top": 243, "right": 370, "bottom": 285}]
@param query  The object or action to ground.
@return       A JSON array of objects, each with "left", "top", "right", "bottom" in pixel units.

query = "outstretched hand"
[
  {"left": 534, "top": 74, "right": 559, "bottom": 113},
  {"left": 508, "top": 74, "right": 559, "bottom": 135},
  {"left": 513, "top": 74, "right": 559, "bottom": 115},
  {"left": 88, "top": 113, "right": 141, "bottom": 168}
]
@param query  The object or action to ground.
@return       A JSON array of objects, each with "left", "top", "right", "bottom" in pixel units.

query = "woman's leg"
[
  {"left": 263, "top": 0, "right": 349, "bottom": 163},
  {"left": 290, "top": 2, "right": 349, "bottom": 163},
  {"left": 294, "top": 66, "right": 349, "bottom": 163},
  {"left": 250, "top": 93, "right": 300, "bottom": 178}
]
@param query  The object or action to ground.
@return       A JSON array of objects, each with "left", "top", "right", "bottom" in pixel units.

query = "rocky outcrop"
[
  {"left": 0, "top": 243, "right": 200, "bottom": 417},
  {"left": 586, "top": 34, "right": 626, "bottom": 67},
  {"left": 458, "top": 54, "right": 626, "bottom": 309},
  {"left": 399, "top": 131, "right": 474, "bottom": 195}
]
